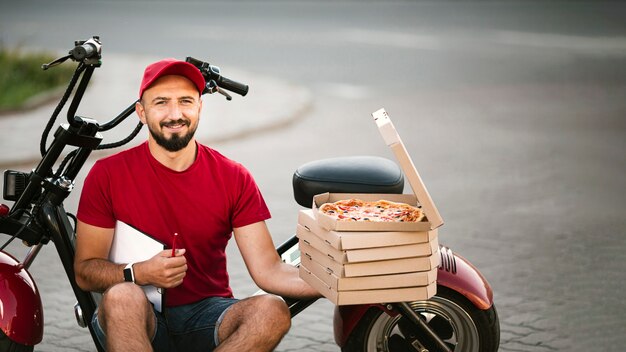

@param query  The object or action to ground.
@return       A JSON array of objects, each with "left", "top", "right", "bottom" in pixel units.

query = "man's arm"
[
  {"left": 74, "top": 220, "right": 188, "bottom": 292},
  {"left": 233, "top": 221, "right": 321, "bottom": 299},
  {"left": 74, "top": 220, "right": 125, "bottom": 292}
]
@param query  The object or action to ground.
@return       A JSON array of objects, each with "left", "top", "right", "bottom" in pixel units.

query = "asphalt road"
[{"left": 1, "top": 1, "right": 626, "bottom": 351}]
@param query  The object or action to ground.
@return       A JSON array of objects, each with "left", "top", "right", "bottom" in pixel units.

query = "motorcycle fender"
[
  {"left": 0, "top": 251, "right": 44, "bottom": 345},
  {"left": 437, "top": 246, "right": 493, "bottom": 310},
  {"left": 334, "top": 247, "right": 493, "bottom": 347}
]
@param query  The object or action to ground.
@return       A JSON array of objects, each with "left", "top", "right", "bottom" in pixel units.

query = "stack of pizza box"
[{"left": 298, "top": 109, "right": 444, "bottom": 305}]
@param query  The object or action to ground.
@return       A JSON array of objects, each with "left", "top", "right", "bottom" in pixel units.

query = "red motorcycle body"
[
  {"left": 0, "top": 251, "right": 44, "bottom": 346},
  {"left": 334, "top": 248, "right": 493, "bottom": 347}
]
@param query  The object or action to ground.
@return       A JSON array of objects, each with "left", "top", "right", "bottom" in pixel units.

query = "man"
[{"left": 74, "top": 58, "right": 320, "bottom": 352}]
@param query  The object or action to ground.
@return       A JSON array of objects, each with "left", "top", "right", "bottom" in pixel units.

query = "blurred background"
[{"left": 1, "top": 1, "right": 625, "bottom": 351}]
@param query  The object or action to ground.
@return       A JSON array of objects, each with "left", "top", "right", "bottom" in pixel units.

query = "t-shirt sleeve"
[
  {"left": 76, "top": 161, "right": 116, "bottom": 229},
  {"left": 231, "top": 165, "right": 271, "bottom": 228}
]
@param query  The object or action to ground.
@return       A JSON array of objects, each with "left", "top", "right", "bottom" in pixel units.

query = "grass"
[{"left": 0, "top": 47, "right": 76, "bottom": 111}]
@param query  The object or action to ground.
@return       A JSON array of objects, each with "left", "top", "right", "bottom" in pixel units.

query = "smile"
[{"left": 162, "top": 120, "right": 190, "bottom": 131}]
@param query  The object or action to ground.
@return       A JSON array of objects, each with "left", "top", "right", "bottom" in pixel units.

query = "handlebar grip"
[
  {"left": 68, "top": 37, "right": 101, "bottom": 63},
  {"left": 216, "top": 76, "right": 249, "bottom": 96},
  {"left": 70, "top": 43, "right": 97, "bottom": 60}
]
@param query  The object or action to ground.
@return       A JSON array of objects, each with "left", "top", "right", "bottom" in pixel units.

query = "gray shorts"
[{"left": 92, "top": 296, "right": 239, "bottom": 352}]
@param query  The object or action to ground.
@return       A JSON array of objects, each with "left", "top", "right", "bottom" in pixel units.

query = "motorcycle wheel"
[
  {"left": 342, "top": 286, "right": 500, "bottom": 352},
  {"left": 0, "top": 331, "right": 34, "bottom": 352}
]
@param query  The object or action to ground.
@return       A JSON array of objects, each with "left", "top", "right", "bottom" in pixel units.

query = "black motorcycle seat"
[{"left": 292, "top": 156, "right": 404, "bottom": 208}]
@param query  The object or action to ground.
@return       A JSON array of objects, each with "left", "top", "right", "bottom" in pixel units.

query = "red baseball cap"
[{"left": 139, "top": 58, "right": 206, "bottom": 98}]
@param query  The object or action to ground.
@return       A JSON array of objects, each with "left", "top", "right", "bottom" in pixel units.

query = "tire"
[
  {"left": 0, "top": 331, "right": 34, "bottom": 352},
  {"left": 342, "top": 286, "right": 500, "bottom": 352}
]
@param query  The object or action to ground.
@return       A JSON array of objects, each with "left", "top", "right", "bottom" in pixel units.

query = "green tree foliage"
[{"left": 0, "top": 48, "right": 75, "bottom": 110}]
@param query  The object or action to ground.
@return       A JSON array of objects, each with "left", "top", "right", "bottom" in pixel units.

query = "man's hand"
[{"left": 134, "top": 249, "right": 188, "bottom": 288}]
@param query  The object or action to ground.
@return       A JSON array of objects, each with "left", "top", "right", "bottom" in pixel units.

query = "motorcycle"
[{"left": 0, "top": 37, "right": 499, "bottom": 352}]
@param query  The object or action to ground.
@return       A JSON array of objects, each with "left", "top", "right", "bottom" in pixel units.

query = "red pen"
[{"left": 171, "top": 233, "right": 178, "bottom": 257}]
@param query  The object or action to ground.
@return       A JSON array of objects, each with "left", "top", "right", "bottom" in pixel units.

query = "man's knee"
[
  {"left": 99, "top": 283, "right": 153, "bottom": 332},
  {"left": 101, "top": 283, "right": 149, "bottom": 314},
  {"left": 254, "top": 295, "right": 291, "bottom": 333}
]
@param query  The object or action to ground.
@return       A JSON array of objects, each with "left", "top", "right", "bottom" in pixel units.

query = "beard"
[{"left": 149, "top": 118, "right": 198, "bottom": 152}]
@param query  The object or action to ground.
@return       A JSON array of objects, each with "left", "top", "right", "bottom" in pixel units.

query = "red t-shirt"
[{"left": 77, "top": 142, "right": 271, "bottom": 306}]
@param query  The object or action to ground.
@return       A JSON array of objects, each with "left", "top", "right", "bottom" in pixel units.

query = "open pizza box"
[
  {"left": 312, "top": 108, "right": 444, "bottom": 232},
  {"left": 312, "top": 193, "right": 431, "bottom": 232},
  {"left": 299, "top": 109, "right": 442, "bottom": 304}
]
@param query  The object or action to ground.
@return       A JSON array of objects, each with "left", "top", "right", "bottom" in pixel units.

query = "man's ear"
[{"left": 136, "top": 101, "right": 147, "bottom": 124}]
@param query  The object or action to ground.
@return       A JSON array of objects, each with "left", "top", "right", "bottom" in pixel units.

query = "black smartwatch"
[{"left": 123, "top": 263, "right": 135, "bottom": 283}]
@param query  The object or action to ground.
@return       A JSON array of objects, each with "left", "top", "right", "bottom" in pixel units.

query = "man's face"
[{"left": 136, "top": 75, "right": 202, "bottom": 152}]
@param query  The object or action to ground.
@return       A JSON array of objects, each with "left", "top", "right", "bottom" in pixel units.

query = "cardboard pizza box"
[
  {"left": 310, "top": 110, "right": 444, "bottom": 233},
  {"left": 312, "top": 193, "right": 431, "bottom": 232},
  {"left": 300, "top": 253, "right": 437, "bottom": 291},
  {"left": 298, "top": 209, "right": 437, "bottom": 250},
  {"left": 296, "top": 224, "right": 439, "bottom": 264},
  {"left": 300, "top": 265, "right": 437, "bottom": 305},
  {"left": 373, "top": 108, "right": 444, "bottom": 230},
  {"left": 346, "top": 238, "right": 438, "bottom": 263},
  {"left": 296, "top": 224, "right": 347, "bottom": 263},
  {"left": 300, "top": 240, "right": 440, "bottom": 278}
]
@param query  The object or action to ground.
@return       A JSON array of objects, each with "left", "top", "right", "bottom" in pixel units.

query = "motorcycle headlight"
[{"left": 3, "top": 170, "right": 29, "bottom": 202}]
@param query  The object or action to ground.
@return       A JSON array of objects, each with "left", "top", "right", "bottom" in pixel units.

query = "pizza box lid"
[
  {"left": 373, "top": 108, "right": 444, "bottom": 230},
  {"left": 312, "top": 193, "right": 432, "bottom": 232}
]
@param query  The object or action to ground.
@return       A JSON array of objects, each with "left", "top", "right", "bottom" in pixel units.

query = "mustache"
[{"left": 160, "top": 119, "right": 190, "bottom": 128}]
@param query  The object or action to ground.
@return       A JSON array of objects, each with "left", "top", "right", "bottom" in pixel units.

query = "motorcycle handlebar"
[
  {"left": 215, "top": 75, "right": 248, "bottom": 96},
  {"left": 186, "top": 57, "right": 249, "bottom": 97},
  {"left": 69, "top": 37, "right": 102, "bottom": 62},
  {"left": 70, "top": 43, "right": 96, "bottom": 61}
]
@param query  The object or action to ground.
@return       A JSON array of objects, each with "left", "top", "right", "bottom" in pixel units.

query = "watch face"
[{"left": 124, "top": 267, "right": 133, "bottom": 282}]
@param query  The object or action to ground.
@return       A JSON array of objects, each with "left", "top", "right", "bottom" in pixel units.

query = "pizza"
[{"left": 319, "top": 198, "right": 425, "bottom": 223}]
